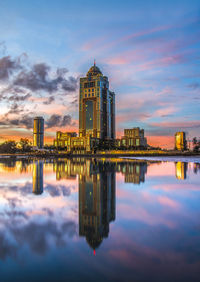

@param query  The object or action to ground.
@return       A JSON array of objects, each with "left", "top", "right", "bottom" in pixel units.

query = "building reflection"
[
  {"left": 193, "top": 163, "right": 200, "bottom": 174},
  {"left": 175, "top": 162, "right": 188, "bottom": 180},
  {"left": 53, "top": 158, "right": 148, "bottom": 251},
  {"left": 116, "top": 161, "right": 147, "bottom": 184},
  {"left": 79, "top": 160, "right": 116, "bottom": 252},
  {"left": 32, "top": 160, "right": 44, "bottom": 194}
]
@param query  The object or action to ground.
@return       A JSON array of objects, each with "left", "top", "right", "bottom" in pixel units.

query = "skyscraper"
[
  {"left": 175, "top": 132, "right": 187, "bottom": 151},
  {"left": 79, "top": 62, "right": 115, "bottom": 139},
  {"left": 33, "top": 116, "right": 44, "bottom": 148}
]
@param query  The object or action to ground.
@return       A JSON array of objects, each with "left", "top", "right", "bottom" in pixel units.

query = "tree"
[
  {"left": 0, "top": 141, "right": 17, "bottom": 153},
  {"left": 192, "top": 137, "right": 200, "bottom": 152},
  {"left": 19, "top": 138, "right": 32, "bottom": 152}
]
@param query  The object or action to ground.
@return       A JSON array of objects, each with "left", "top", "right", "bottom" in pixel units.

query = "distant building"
[
  {"left": 54, "top": 131, "right": 100, "bottom": 153},
  {"left": 118, "top": 127, "right": 147, "bottom": 149},
  {"left": 79, "top": 62, "right": 115, "bottom": 140},
  {"left": 175, "top": 132, "right": 187, "bottom": 151},
  {"left": 54, "top": 131, "right": 77, "bottom": 147},
  {"left": 33, "top": 116, "right": 44, "bottom": 148}
]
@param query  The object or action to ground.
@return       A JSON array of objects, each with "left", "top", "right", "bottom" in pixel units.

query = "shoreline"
[{"left": 0, "top": 150, "right": 199, "bottom": 160}]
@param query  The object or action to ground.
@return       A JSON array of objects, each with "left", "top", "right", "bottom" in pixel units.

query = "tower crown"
[{"left": 87, "top": 63, "right": 102, "bottom": 77}]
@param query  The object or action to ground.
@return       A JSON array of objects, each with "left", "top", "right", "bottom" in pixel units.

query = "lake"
[{"left": 0, "top": 157, "right": 200, "bottom": 281}]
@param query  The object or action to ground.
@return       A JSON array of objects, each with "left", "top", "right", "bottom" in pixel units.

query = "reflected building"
[
  {"left": 79, "top": 160, "right": 116, "bottom": 252},
  {"left": 32, "top": 160, "right": 44, "bottom": 194},
  {"left": 52, "top": 158, "right": 148, "bottom": 251},
  {"left": 194, "top": 163, "right": 200, "bottom": 174},
  {"left": 175, "top": 162, "right": 188, "bottom": 180},
  {"left": 115, "top": 161, "right": 147, "bottom": 184}
]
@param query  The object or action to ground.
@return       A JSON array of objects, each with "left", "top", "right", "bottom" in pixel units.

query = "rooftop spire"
[{"left": 94, "top": 59, "right": 96, "bottom": 66}]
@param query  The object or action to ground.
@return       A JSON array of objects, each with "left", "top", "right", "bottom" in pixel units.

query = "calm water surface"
[{"left": 0, "top": 157, "right": 200, "bottom": 281}]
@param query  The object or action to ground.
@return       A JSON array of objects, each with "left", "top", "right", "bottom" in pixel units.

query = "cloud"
[
  {"left": 46, "top": 114, "right": 72, "bottom": 128},
  {"left": 187, "top": 82, "right": 200, "bottom": 89},
  {"left": 0, "top": 56, "right": 22, "bottom": 81},
  {"left": 13, "top": 63, "right": 77, "bottom": 93},
  {"left": 43, "top": 96, "right": 55, "bottom": 105},
  {"left": 0, "top": 114, "right": 33, "bottom": 129},
  {"left": 45, "top": 184, "right": 72, "bottom": 197}
]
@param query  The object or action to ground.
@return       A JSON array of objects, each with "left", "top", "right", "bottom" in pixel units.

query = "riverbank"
[{"left": 0, "top": 150, "right": 199, "bottom": 159}]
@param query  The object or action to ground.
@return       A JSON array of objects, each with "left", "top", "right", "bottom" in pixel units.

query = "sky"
[{"left": 0, "top": 0, "right": 200, "bottom": 148}]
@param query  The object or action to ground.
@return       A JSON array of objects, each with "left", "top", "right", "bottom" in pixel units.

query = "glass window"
[
  {"left": 88, "top": 89, "right": 90, "bottom": 92},
  {"left": 92, "top": 88, "right": 94, "bottom": 92},
  {"left": 85, "top": 100, "right": 93, "bottom": 130},
  {"left": 88, "top": 94, "right": 90, "bottom": 97},
  {"left": 85, "top": 183, "right": 94, "bottom": 213},
  {"left": 92, "top": 93, "right": 94, "bottom": 97}
]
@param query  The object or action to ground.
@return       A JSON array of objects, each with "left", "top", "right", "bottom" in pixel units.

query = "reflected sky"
[{"left": 0, "top": 158, "right": 200, "bottom": 281}]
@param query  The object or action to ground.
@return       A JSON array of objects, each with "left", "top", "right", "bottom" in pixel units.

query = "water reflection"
[
  {"left": 175, "top": 161, "right": 188, "bottom": 180},
  {"left": 32, "top": 160, "right": 43, "bottom": 194},
  {"left": 79, "top": 160, "right": 116, "bottom": 252},
  {"left": 0, "top": 157, "right": 200, "bottom": 281}
]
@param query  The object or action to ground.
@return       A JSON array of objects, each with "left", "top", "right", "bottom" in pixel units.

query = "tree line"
[{"left": 0, "top": 139, "right": 32, "bottom": 153}]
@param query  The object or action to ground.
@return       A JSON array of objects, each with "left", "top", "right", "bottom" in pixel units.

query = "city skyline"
[{"left": 0, "top": 0, "right": 200, "bottom": 149}]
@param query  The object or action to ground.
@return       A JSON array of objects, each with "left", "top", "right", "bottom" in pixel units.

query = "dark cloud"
[
  {"left": 0, "top": 56, "right": 21, "bottom": 81},
  {"left": 45, "top": 184, "right": 72, "bottom": 197},
  {"left": 188, "top": 82, "right": 200, "bottom": 89},
  {"left": 0, "top": 219, "right": 77, "bottom": 259},
  {"left": 0, "top": 113, "right": 33, "bottom": 129},
  {"left": 46, "top": 114, "right": 72, "bottom": 128},
  {"left": 13, "top": 62, "right": 77, "bottom": 93},
  {"left": 8, "top": 93, "right": 31, "bottom": 102},
  {"left": 43, "top": 95, "right": 55, "bottom": 105}
]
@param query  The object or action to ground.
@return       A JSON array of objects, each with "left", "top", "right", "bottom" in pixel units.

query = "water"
[{"left": 0, "top": 157, "right": 200, "bottom": 281}]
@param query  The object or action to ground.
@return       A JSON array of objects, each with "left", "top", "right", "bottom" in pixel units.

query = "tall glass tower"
[
  {"left": 33, "top": 116, "right": 44, "bottom": 148},
  {"left": 79, "top": 63, "right": 115, "bottom": 139}
]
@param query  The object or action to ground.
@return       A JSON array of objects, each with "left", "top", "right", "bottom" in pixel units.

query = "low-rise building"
[
  {"left": 54, "top": 131, "right": 99, "bottom": 153},
  {"left": 118, "top": 127, "right": 147, "bottom": 149}
]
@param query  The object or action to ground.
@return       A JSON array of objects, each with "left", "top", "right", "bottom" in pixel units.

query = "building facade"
[
  {"left": 118, "top": 127, "right": 147, "bottom": 149},
  {"left": 79, "top": 63, "right": 115, "bottom": 140},
  {"left": 33, "top": 116, "right": 44, "bottom": 148},
  {"left": 54, "top": 131, "right": 77, "bottom": 147},
  {"left": 175, "top": 132, "right": 187, "bottom": 151}
]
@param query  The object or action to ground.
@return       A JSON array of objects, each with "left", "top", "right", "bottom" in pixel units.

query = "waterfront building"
[
  {"left": 32, "top": 160, "right": 43, "bottom": 194},
  {"left": 33, "top": 116, "right": 44, "bottom": 148},
  {"left": 79, "top": 62, "right": 115, "bottom": 140},
  {"left": 175, "top": 132, "right": 187, "bottom": 151},
  {"left": 54, "top": 131, "right": 100, "bottom": 153},
  {"left": 54, "top": 131, "right": 77, "bottom": 147},
  {"left": 118, "top": 127, "right": 147, "bottom": 149}
]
